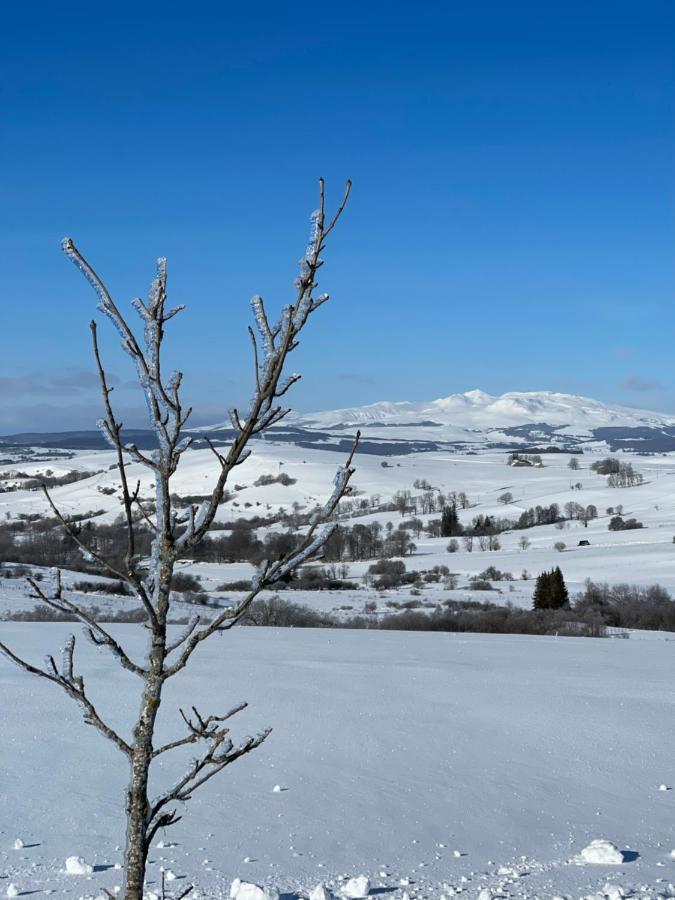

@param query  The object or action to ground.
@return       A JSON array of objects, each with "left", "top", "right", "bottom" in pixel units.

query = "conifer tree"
[
  {"left": 550, "top": 566, "right": 570, "bottom": 608},
  {"left": 533, "top": 567, "right": 569, "bottom": 610},
  {"left": 441, "top": 503, "right": 461, "bottom": 537},
  {"left": 532, "top": 570, "right": 552, "bottom": 609}
]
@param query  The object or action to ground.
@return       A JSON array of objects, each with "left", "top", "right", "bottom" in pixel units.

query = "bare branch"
[
  {"left": 179, "top": 179, "right": 353, "bottom": 553},
  {"left": 166, "top": 431, "right": 359, "bottom": 677},
  {"left": 0, "top": 637, "right": 131, "bottom": 756},
  {"left": 150, "top": 726, "right": 271, "bottom": 822}
]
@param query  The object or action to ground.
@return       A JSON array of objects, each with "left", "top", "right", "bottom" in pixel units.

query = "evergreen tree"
[
  {"left": 440, "top": 503, "right": 461, "bottom": 537},
  {"left": 532, "top": 570, "right": 552, "bottom": 609},
  {"left": 532, "top": 567, "right": 569, "bottom": 610},
  {"left": 550, "top": 566, "right": 569, "bottom": 608}
]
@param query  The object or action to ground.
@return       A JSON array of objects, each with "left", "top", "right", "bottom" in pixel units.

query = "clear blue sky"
[{"left": 0, "top": 0, "right": 673, "bottom": 432}]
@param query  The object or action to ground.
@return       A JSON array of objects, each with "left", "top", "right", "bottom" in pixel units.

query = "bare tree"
[{"left": 0, "top": 180, "right": 354, "bottom": 900}]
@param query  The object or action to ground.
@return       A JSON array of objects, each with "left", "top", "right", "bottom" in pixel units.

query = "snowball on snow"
[
  {"left": 164, "top": 870, "right": 177, "bottom": 881},
  {"left": 341, "top": 876, "right": 370, "bottom": 899},
  {"left": 602, "top": 883, "right": 626, "bottom": 900},
  {"left": 310, "top": 885, "right": 335, "bottom": 900},
  {"left": 12, "top": 838, "right": 24, "bottom": 850},
  {"left": 272, "top": 784, "right": 282, "bottom": 793},
  {"left": 65, "top": 855, "right": 94, "bottom": 875},
  {"left": 579, "top": 840, "right": 624, "bottom": 865},
  {"left": 658, "top": 784, "right": 671, "bottom": 791},
  {"left": 229, "top": 879, "right": 279, "bottom": 900},
  {"left": 6, "top": 886, "right": 19, "bottom": 899}
]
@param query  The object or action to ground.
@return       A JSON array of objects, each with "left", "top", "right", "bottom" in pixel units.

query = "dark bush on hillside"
[
  {"left": 477, "top": 566, "right": 513, "bottom": 582},
  {"left": 73, "top": 579, "right": 132, "bottom": 596},
  {"left": 171, "top": 572, "right": 202, "bottom": 593},
  {"left": 608, "top": 516, "right": 643, "bottom": 531},
  {"left": 575, "top": 580, "right": 675, "bottom": 631},
  {"left": 239, "top": 596, "right": 338, "bottom": 628},
  {"left": 368, "top": 559, "right": 406, "bottom": 577},
  {"left": 254, "top": 472, "right": 297, "bottom": 487}
]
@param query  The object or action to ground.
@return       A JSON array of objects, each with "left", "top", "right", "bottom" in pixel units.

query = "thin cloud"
[
  {"left": 337, "top": 373, "right": 376, "bottom": 386},
  {"left": 0, "top": 369, "right": 120, "bottom": 397},
  {"left": 622, "top": 376, "right": 666, "bottom": 392}
]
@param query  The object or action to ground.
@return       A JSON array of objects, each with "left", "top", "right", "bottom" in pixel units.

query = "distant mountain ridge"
[
  {"left": 290, "top": 390, "right": 675, "bottom": 433},
  {"left": 5, "top": 391, "right": 675, "bottom": 455}
]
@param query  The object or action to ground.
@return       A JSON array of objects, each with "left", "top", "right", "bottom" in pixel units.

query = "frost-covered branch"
[
  {"left": 0, "top": 635, "right": 132, "bottom": 756},
  {"left": 27, "top": 574, "right": 145, "bottom": 677},
  {"left": 166, "top": 431, "right": 359, "bottom": 677},
  {"left": 179, "top": 178, "right": 352, "bottom": 552},
  {"left": 148, "top": 709, "right": 271, "bottom": 837}
]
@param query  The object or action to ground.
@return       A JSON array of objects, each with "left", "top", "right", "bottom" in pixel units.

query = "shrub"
[
  {"left": 254, "top": 472, "right": 297, "bottom": 487},
  {"left": 171, "top": 572, "right": 202, "bottom": 593},
  {"left": 73, "top": 579, "right": 131, "bottom": 596}
]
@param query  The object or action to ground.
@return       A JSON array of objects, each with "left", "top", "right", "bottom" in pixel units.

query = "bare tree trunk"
[
  {"left": 124, "top": 746, "right": 152, "bottom": 900},
  {"left": 124, "top": 670, "right": 164, "bottom": 899}
]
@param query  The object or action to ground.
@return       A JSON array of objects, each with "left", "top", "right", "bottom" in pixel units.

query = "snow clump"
[
  {"left": 310, "top": 885, "right": 335, "bottom": 900},
  {"left": 341, "top": 876, "right": 370, "bottom": 899},
  {"left": 65, "top": 855, "right": 94, "bottom": 875},
  {"left": 229, "top": 879, "right": 280, "bottom": 900},
  {"left": 579, "top": 840, "right": 624, "bottom": 865}
]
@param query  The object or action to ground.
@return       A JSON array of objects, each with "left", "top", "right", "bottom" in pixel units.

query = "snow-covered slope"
[{"left": 2, "top": 625, "right": 674, "bottom": 898}]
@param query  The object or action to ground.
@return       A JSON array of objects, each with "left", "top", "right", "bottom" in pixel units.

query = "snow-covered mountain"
[
  {"left": 275, "top": 390, "right": 675, "bottom": 452},
  {"left": 292, "top": 389, "right": 675, "bottom": 433},
  {"left": 6, "top": 390, "right": 675, "bottom": 454}
]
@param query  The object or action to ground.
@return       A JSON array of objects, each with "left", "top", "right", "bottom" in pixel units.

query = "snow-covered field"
[
  {"left": 2, "top": 439, "right": 675, "bottom": 617},
  {"left": 1, "top": 624, "right": 674, "bottom": 899}
]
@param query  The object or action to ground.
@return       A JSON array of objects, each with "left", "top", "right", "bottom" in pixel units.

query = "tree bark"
[{"left": 123, "top": 614, "right": 168, "bottom": 899}]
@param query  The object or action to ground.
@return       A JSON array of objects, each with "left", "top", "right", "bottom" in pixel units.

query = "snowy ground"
[{"left": 1, "top": 624, "right": 674, "bottom": 899}]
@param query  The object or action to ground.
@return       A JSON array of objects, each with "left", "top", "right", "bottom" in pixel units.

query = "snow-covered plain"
[
  {"left": 1, "top": 625, "right": 674, "bottom": 898},
  {"left": 3, "top": 438, "right": 675, "bottom": 616}
]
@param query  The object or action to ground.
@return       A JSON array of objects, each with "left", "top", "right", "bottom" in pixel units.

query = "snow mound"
[
  {"left": 602, "top": 883, "right": 627, "bottom": 900},
  {"left": 12, "top": 838, "right": 23, "bottom": 850},
  {"left": 6, "top": 885, "right": 19, "bottom": 898},
  {"left": 229, "top": 879, "right": 279, "bottom": 900},
  {"left": 341, "top": 876, "right": 370, "bottom": 898},
  {"left": 310, "top": 885, "right": 335, "bottom": 900},
  {"left": 65, "top": 854, "right": 94, "bottom": 875},
  {"left": 580, "top": 840, "right": 624, "bottom": 865}
]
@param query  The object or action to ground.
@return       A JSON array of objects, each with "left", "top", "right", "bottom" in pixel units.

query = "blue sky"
[{"left": 0, "top": 1, "right": 673, "bottom": 432}]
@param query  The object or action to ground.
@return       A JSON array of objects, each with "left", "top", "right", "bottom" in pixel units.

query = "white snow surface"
[{"left": 1, "top": 624, "right": 674, "bottom": 898}]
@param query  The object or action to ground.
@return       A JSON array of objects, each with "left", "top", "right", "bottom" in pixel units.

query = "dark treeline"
[
  {"left": 238, "top": 595, "right": 606, "bottom": 637},
  {"left": 0, "top": 518, "right": 153, "bottom": 574},
  {"left": 576, "top": 580, "right": 675, "bottom": 631}
]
